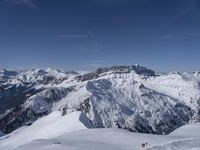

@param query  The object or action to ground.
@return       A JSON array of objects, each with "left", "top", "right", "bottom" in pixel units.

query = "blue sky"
[{"left": 0, "top": 0, "right": 200, "bottom": 71}]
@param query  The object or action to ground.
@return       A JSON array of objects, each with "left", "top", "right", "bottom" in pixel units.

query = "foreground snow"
[
  {"left": 148, "top": 138, "right": 200, "bottom": 150},
  {"left": 12, "top": 129, "right": 182, "bottom": 150},
  {"left": 148, "top": 123, "right": 200, "bottom": 150},
  {"left": 0, "top": 111, "right": 93, "bottom": 149},
  {"left": 14, "top": 126, "right": 200, "bottom": 150},
  {"left": 0, "top": 111, "right": 199, "bottom": 150}
]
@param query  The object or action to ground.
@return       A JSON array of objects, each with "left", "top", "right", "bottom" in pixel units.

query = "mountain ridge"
[{"left": 0, "top": 65, "right": 199, "bottom": 134}]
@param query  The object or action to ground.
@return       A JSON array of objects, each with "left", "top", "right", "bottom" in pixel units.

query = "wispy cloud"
[
  {"left": 58, "top": 34, "right": 89, "bottom": 39},
  {"left": 160, "top": 34, "right": 188, "bottom": 40},
  {"left": 56, "top": 31, "right": 101, "bottom": 53},
  {"left": 56, "top": 30, "right": 95, "bottom": 39},
  {"left": 3, "top": 0, "right": 37, "bottom": 8},
  {"left": 83, "top": 59, "right": 107, "bottom": 70}
]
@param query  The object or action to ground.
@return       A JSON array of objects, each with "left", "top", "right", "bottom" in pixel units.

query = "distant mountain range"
[{"left": 0, "top": 65, "right": 199, "bottom": 134}]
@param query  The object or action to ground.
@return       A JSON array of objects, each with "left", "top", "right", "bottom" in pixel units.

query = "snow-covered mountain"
[{"left": 0, "top": 65, "right": 199, "bottom": 135}]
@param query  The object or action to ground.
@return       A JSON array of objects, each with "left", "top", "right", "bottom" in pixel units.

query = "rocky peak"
[{"left": 76, "top": 65, "right": 155, "bottom": 82}]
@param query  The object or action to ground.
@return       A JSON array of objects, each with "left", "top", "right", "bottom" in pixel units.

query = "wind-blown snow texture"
[{"left": 0, "top": 65, "right": 200, "bottom": 135}]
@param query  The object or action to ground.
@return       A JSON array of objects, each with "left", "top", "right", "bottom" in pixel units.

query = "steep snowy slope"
[
  {"left": 54, "top": 76, "right": 192, "bottom": 134},
  {"left": 0, "top": 65, "right": 199, "bottom": 135},
  {"left": 0, "top": 111, "right": 93, "bottom": 149},
  {"left": 143, "top": 72, "right": 200, "bottom": 109}
]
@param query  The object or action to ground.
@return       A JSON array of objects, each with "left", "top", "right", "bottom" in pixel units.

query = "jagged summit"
[
  {"left": 76, "top": 65, "right": 155, "bottom": 81},
  {"left": 95, "top": 65, "right": 155, "bottom": 76}
]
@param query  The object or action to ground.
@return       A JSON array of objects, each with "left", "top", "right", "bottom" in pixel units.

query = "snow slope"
[
  {"left": 148, "top": 123, "right": 200, "bottom": 150},
  {"left": 10, "top": 123, "right": 200, "bottom": 150},
  {"left": 11, "top": 127, "right": 199, "bottom": 150},
  {"left": 0, "top": 111, "right": 93, "bottom": 149},
  {"left": 0, "top": 113, "right": 199, "bottom": 150},
  {"left": 170, "top": 123, "right": 200, "bottom": 137},
  {"left": 13, "top": 129, "right": 182, "bottom": 150},
  {"left": 148, "top": 138, "right": 200, "bottom": 150}
]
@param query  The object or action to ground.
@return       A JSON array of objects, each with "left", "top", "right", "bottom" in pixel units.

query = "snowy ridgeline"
[
  {"left": 0, "top": 111, "right": 199, "bottom": 150},
  {"left": 0, "top": 65, "right": 200, "bottom": 142},
  {"left": 0, "top": 111, "right": 93, "bottom": 149}
]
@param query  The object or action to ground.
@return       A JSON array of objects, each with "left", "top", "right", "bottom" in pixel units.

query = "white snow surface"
[
  {"left": 7, "top": 129, "right": 182, "bottom": 150},
  {"left": 148, "top": 123, "right": 200, "bottom": 150},
  {"left": 170, "top": 123, "right": 200, "bottom": 137},
  {"left": 147, "top": 138, "right": 200, "bottom": 150},
  {"left": 1, "top": 118, "right": 200, "bottom": 150},
  {"left": 0, "top": 111, "right": 93, "bottom": 150},
  {"left": 143, "top": 73, "right": 200, "bottom": 108},
  {"left": 10, "top": 124, "right": 200, "bottom": 150}
]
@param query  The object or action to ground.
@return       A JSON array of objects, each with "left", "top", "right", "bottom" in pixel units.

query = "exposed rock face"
[
  {"left": 0, "top": 69, "right": 75, "bottom": 133},
  {"left": 0, "top": 65, "right": 199, "bottom": 134},
  {"left": 61, "top": 79, "right": 192, "bottom": 134},
  {"left": 0, "top": 87, "right": 70, "bottom": 133},
  {"left": 76, "top": 65, "right": 155, "bottom": 82},
  {"left": 0, "top": 83, "right": 40, "bottom": 114}
]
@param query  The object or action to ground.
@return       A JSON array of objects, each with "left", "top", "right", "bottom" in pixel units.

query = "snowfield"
[
  {"left": 147, "top": 123, "right": 200, "bottom": 150},
  {"left": 14, "top": 129, "right": 182, "bottom": 150},
  {"left": 0, "top": 111, "right": 93, "bottom": 149},
  {"left": 0, "top": 111, "right": 199, "bottom": 150}
]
